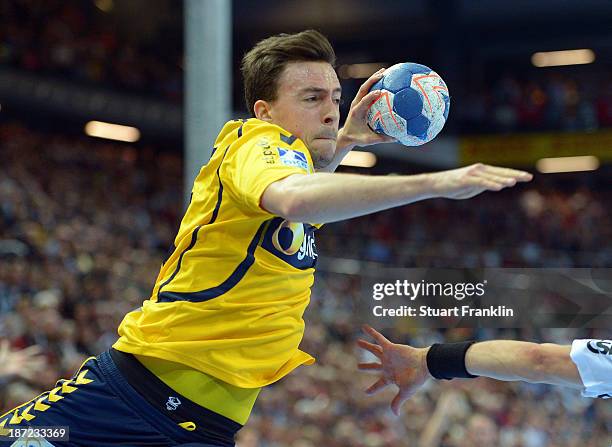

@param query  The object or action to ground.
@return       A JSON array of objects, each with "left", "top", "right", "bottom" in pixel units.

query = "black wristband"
[{"left": 426, "top": 341, "right": 478, "bottom": 380}]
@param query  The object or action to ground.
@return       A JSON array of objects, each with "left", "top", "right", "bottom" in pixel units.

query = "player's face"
[{"left": 268, "top": 61, "right": 341, "bottom": 169}]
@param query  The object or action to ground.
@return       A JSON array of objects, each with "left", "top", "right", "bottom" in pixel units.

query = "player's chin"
[
  {"left": 313, "top": 137, "right": 336, "bottom": 150},
  {"left": 311, "top": 139, "right": 336, "bottom": 168}
]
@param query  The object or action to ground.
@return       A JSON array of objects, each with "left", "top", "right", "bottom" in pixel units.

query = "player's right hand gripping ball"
[{"left": 367, "top": 62, "right": 450, "bottom": 146}]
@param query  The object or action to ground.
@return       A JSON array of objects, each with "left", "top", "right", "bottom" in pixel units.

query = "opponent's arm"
[
  {"left": 262, "top": 163, "right": 532, "bottom": 224},
  {"left": 464, "top": 340, "right": 581, "bottom": 388},
  {"left": 358, "top": 326, "right": 583, "bottom": 415}
]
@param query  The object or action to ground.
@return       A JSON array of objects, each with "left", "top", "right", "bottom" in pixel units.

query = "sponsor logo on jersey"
[
  {"left": 166, "top": 396, "right": 182, "bottom": 411},
  {"left": 272, "top": 220, "right": 304, "bottom": 255},
  {"left": 257, "top": 137, "right": 276, "bottom": 164},
  {"left": 261, "top": 217, "right": 317, "bottom": 269},
  {"left": 262, "top": 147, "right": 276, "bottom": 164},
  {"left": 586, "top": 340, "right": 612, "bottom": 355},
  {"left": 297, "top": 232, "right": 317, "bottom": 262},
  {"left": 257, "top": 137, "right": 271, "bottom": 148},
  {"left": 278, "top": 148, "right": 309, "bottom": 171}
]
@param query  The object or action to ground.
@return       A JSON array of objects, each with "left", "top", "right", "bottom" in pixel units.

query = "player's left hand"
[
  {"left": 337, "top": 68, "right": 397, "bottom": 151},
  {"left": 358, "top": 324, "right": 431, "bottom": 416}
]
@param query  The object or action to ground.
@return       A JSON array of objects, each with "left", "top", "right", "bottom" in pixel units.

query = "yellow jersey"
[{"left": 114, "top": 118, "right": 319, "bottom": 389}]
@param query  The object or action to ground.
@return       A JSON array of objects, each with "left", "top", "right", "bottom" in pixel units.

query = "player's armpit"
[{"left": 260, "top": 174, "right": 306, "bottom": 219}]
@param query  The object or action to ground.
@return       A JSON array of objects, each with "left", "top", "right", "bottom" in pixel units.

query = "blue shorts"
[{"left": 0, "top": 350, "right": 241, "bottom": 447}]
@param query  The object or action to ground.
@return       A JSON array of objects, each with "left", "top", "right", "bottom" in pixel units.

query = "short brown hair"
[{"left": 241, "top": 30, "right": 336, "bottom": 116}]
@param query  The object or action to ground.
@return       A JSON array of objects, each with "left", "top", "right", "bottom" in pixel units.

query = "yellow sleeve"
[{"left": 223, "top": 130, "right": 313, "bottom": 215}]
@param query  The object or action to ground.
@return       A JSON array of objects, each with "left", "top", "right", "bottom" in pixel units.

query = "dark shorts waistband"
[{"left": 109, "top": 348, "right": 242, "bottom": 446}]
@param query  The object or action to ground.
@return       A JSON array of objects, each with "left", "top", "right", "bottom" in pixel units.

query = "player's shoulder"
[
  {"left": 219, "top": 118, "right": 310, "bottom": 165},
  {"left": 239, "top": 118, "right": 303, "bottom": 149},
  {"left": 216, "top": 118, "right": 306, "bottom": 150},
  {"left": 215, "top": 118, "right": 298, "bottom": 145}
]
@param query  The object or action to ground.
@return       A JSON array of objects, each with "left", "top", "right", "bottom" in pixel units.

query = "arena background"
[{"left": 0, "top": 1, "right": 610, "bottom": 445}]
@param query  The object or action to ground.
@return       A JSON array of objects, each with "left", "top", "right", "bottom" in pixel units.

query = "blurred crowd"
[
  {"left": 0, "top": 0, "right": 182, "bottom": 102},
  {"left": 2, "top": 1, "right": 612, "bottom": 135},
  {"left": 320, "top": 182, "right": 612, "bottom": 268},
  {"left": 0, "top": 123, "right": 610, "bottom": 446},
  {"left": 454, "top": 73, "right": 612, "bottom": 134},
  {"left": 0, "top": 122, "right": 182, "bottom": 405}
]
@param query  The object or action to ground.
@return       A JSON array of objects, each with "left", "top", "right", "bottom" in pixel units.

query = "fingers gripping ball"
[{"left": 367, "top": 63, "right": 450, "bottom": 146}]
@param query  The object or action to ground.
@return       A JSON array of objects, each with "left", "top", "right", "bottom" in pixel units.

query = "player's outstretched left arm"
[
  {"left": 358, "top": 325, "right": 584, "bottom": 416},
  {"left": 262, "top": 163, "right": 532, "bottom": 224}
]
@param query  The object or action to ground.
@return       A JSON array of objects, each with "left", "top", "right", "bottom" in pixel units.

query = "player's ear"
[{"left": 254, "top": 99, "right": 273, "bottom": 122}]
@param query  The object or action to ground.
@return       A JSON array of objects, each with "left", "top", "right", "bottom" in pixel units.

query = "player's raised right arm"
[{"left": 261, "top": 163, "right": 532, "bottom": 223}]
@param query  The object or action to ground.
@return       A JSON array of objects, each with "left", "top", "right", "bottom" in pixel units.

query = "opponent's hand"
[
  {"left": 337, "top": 68, "right": 396, "bottom": 151},
  {"left": 430, "top": 163, "right": 533, "bottom": 200},
  {"left": 0, "top": 340, "right": 46, "bottom": 382},
  {"left": 358, "top": 325, "right": 431, "bottom": 416}
]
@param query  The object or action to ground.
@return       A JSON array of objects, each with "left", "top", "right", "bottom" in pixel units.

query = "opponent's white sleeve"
[{"left": 570, "top": 339, "right": 612, "bottom": 399}]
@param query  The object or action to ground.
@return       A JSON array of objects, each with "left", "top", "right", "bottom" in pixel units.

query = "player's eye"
[
  {"left": 304, "top": 97, "right": 318, "bottom": 102},
  {"left": 333, "top": 97, "right": 342, "bottom": 105}
]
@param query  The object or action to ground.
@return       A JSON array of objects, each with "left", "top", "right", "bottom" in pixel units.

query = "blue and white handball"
[{"left": 367, "top": 62, "right": 450, "bottom": 146}]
